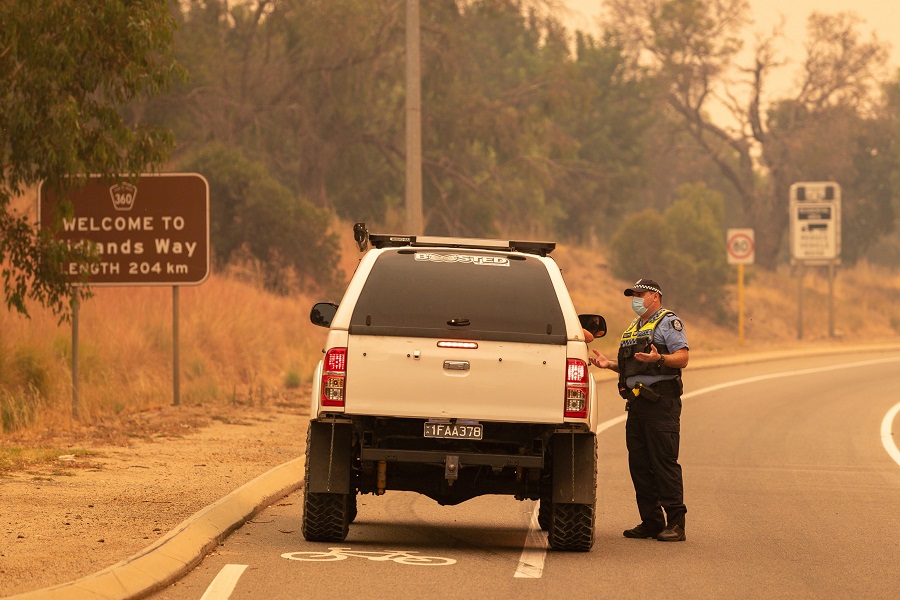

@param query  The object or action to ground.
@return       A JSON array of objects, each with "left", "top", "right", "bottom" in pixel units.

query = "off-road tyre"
[
  {"left": 302, "top": 491, "right": 350, "bottom": 542},
  {"left": 348, "top": 492, "right": 358, "bottom": 524},
  {"left": 302, "top": 426, "right": 351, "bottom": 542},
  {"left": 548, "top": 503, "right": 595, "bottom": 551},
  {"left": 538, "top": 489, "right": 552, "bottom": 531},
  {"left": 547, "top": 435, "right": 596, "bottom": 552}
]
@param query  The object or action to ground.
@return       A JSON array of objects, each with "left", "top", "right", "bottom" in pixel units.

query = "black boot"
[
  {"left": 623, "top": 522, "right": 665, "bottom": 539},
  {"left": 656, "top": 517, "right": 686, "bottom": 542}
]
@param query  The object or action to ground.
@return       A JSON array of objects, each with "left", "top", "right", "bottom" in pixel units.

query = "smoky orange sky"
[
  {"left": 562, "top": 0, "right": 898, "bottom": 124},
  {"left": 563, "top": 0, "right": 898, "bottom": 67}
]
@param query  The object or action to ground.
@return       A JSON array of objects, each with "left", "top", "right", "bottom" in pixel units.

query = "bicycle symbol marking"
[{"left": 281, "top": 547, "right": 456, "bottom": 566}]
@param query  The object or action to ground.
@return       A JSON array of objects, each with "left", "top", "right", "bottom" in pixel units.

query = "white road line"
[
  {"left": 512, "top": 362, "right": 878, "bottom": 580},
  {"left": 671, "top": 357, "right": 900, "bottom": 469},
  {"left": 594, "top": 358, "right": 900, "bottom": 441},
  {"left": 200, "top": 564, "right": 248, "bottom": 600},
  {"left": 514, "top": 504, "right": 548, "bottom": 578},
  {"left": 538, "top": 355, "right": 900, "bottom": 582},
  {"left": 881, "top": 403, "right": 900, "bottom": 468},
  {"left": 680, "top": 356, "right": 900, "bottom": 400},
  {"left": 597, "top": 413, "right": 626, "bottom": 433}
]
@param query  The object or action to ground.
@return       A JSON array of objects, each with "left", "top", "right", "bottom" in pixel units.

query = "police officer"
[{"left": 589, "top": 278, "right": 688, "bottom": 542}]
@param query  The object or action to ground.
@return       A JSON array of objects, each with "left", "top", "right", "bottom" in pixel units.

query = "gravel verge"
[{"left": 0, "top": 402, "right": 308, "bottom": 598}]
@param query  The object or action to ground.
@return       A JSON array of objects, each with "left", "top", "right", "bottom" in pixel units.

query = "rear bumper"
[{"left": 360, "top": 447, "right": 544, "bottom": 469}]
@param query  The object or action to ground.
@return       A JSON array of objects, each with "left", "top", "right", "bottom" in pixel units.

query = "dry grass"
[
  {"left": 553, "top": 245, "right": 900, "bottom": 358},
  {"left": 0, "top": 277, "right": 327, "bottom": 433},
  {"left": 1, "top": 217, "right": 898, "bottom": 436},
  {"left": 0, "top": 446, "right": 98, "bottom": 473}
]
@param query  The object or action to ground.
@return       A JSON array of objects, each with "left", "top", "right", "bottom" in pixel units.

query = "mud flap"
[
  {"left": 306, "top": 420, "right": 354, "bottom": 494},
  {"left": 551, "top": 432, "right": 596, "bottom": 504}
]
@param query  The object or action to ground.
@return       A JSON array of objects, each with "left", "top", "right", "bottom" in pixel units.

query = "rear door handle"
[{"left": 443, "top": 360, "right": 470, "bottom": 371}]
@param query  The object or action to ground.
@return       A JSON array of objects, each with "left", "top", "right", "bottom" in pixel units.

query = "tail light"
[
  {"left": 321, "top": 348, "right": 347, "bottom": 407},
  {"left": 565, "top": 358, "right": 588, "bottom": 418}
]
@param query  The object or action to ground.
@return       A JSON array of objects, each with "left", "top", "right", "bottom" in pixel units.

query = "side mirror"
[
  {"left": 578, "top": 314, "right": 607, "bottom": 339},
  {"left": 310, "top": 302, "right": 339, "bottom": 328}
]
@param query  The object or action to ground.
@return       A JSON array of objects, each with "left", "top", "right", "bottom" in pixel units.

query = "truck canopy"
[{"left": 348, "top": 249, "right": 567, "bottom": 345}]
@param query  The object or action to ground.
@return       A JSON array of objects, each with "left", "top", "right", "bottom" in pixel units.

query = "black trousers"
[{"left": 624, "top": 395, "right": 686, "bottom": 528}]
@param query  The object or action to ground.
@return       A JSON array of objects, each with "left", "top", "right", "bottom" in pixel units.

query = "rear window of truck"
[{"left": 348, "top": 250, "right": 567, "bottom": 344}]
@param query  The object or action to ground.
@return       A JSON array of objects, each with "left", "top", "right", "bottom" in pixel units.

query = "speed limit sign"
[{"left": 726, "top": 228, "right": 755, "bottom": 265}]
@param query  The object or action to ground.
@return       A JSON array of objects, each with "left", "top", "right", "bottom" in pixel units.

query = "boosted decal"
[{"left": 415, "top": 253, "right": 510, "bottom": 267}]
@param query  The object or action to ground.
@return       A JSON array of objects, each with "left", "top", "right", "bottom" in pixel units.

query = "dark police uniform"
[{"left": 617, "top": 306, "right": 688, "bottom": 533}]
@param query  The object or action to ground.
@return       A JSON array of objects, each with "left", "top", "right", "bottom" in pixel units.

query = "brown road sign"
[{"left": 38, "top": 173, "right": 210, "bottom": 286}]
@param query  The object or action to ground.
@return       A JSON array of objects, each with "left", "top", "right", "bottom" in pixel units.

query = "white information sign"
[
  {"left": 789, "top": 182, "right": 841, "bottom": 262},
  {"left": 726, "top": 228, "right": 755, "bottom": 265}
]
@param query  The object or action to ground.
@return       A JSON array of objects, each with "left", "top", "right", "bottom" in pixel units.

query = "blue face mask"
[{"left": 631, "top": 296, "right": 647, "bottom": 316}]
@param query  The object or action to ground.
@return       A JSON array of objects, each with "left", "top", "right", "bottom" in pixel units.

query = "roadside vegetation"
[
  {"left": 2, "top": 215, "right": 899, "bottom": 438},
  {"left": 2, "top": 2, "right": 899, "bottom": 439},
  {"left": 0, "top": 446, "right": 98, "bottom": 474},
  {"left": 4, "top": 2, "right": 900, "bottom": 323},
  {"left": 0, "top": 272, "right": 325, "bottom": 434}
]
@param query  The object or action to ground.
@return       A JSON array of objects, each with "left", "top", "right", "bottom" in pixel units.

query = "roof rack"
[{"left": 367, "top": 233, "right": 556, "bottom": 256}]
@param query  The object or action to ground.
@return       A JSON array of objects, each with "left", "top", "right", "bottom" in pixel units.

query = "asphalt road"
[{"left": 149, "top": 352, "right": 900, "bottom": 600}]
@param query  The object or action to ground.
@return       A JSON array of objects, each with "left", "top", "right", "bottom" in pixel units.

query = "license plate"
[{"left": 424, "top": 422, "right": 483, "bottom": 440}]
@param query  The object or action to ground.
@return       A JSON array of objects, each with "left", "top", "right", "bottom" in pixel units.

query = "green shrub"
[
  {"left": 180, "top": 144, "right": 342, "bottom": 294},
  {"left": 609, "top": 182, "right": 731, "bottom": 322}
]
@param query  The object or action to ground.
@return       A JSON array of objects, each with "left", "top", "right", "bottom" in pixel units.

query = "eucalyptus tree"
[
  {"left": 160, "top": 1, "right": 658, "bottom": 241},
  {"left": 165, "top": 0, "right": 405, "bottom": 224},
  {"left": 0, "top": 0, "right": 182, "bottom": 318},
  {"left": 550, "top": 31, "right": 657, "bottom": 243},
  {"left": 416, "top": 1, "right": 656, "bottom": 239},
  {"left": 602, "top": 0, "right": 890, "bottom": 268}
]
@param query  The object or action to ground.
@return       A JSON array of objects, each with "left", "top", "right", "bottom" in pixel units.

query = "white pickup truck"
[{"left": 303, "top": 227, "right": 607, "bottom": 551}]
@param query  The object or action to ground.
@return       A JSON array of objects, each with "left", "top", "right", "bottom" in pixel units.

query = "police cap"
[{"left": 624, "top": 278, "right": 662, "bottom": 296}]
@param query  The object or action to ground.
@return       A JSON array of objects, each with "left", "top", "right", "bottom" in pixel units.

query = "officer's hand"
[
  {"left": 634, "top": 344, "right": 660, "bottom": 363},
  {"left": 589, "top": 349, "right": 611, "bottom": 369}
]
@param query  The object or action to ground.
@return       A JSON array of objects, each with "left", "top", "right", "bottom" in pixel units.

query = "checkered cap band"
[
  {"left": 632, "top": 283, "right": 659, "bottom": 293},
  {"left": 624, "top": 279, "right": 662, "bottom": 296}
]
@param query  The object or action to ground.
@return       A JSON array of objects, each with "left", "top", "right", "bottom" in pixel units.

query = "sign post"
[
  {"left": 726, "top": 228, "right": 754, "bottom": 344},
  {"left": 39, "top": 173, "right": 210, "bottom": 415},
  {"left": 789, "top": 182, "right": 841, "bottom": 339}
]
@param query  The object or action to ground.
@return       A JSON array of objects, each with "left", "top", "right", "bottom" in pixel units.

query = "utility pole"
[{"left": 405, "top": 0, "right": 423, "bottom": 234}]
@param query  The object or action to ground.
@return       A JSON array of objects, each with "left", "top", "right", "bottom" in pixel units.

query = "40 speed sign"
[{"left": 726, "top": 229, "right": 754, "bottom": 265}]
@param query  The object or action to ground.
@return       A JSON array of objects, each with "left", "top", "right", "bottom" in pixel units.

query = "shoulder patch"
[{"left": 671, "top": 319, "right": 683, "bottom": 331}]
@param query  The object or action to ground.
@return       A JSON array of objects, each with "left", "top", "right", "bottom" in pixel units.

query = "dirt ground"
[{"left": 0, "top": 400, "right": 310, "bottom": 598}]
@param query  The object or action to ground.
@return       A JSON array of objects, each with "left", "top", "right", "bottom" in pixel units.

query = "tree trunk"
[{"left": 746, "top": 193, "right": 787, "bottom": 270}]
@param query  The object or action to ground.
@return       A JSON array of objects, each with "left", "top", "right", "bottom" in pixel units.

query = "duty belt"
[{"left": 620, "top": 377, "right": 683, "bottom": 407}]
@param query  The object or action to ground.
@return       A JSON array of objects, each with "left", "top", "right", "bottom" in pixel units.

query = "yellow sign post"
[{"left": 726, "top": 229, "right": 755, "bottom": 344}]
